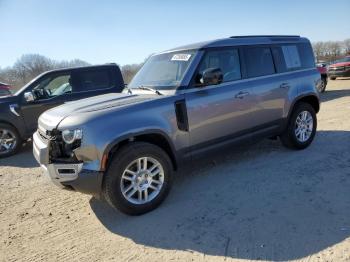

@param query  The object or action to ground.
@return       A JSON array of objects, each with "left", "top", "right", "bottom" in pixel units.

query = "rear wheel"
[
  {"left": 317, "top": 76, "right": 327, "bottom": 93},
  {"left": 0, "top": 123, "right": 22, "bottom": 158},
  {"left": 280, "top": 102, "right": 317, "bottom": 150},
  {"left": 103, "top": 142, "right": 173, "bottom": 215}
]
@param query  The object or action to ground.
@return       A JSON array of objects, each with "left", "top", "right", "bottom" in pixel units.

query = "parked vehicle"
[
  {"left": 328, "top": 56, "right": 350, "bottom": 80},
  {"left": 0, "top": 82, "right": 12, "bottom": 96},
  {"left": 0, "top": 64, "right": 124, "bottom": 157},
  {"left": 33, "top": 35, "right": 320, "bottom": 215},
  {"left": 316, "top": 63, "right": 328, "bottom": 92}
]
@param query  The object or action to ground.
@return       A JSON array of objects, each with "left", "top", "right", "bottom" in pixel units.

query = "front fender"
[
  {"left": 0, "top": 108, "right": 28, "bottom": 139},
  {"left": 70, "top": 94, "right": 188, "bottom": 171}
]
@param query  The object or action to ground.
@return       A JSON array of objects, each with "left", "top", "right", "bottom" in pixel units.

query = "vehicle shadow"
[
  {"left": 90, "top": 130, "right": 350, "bottom": 261},
  {"left": 0, "top": 142, "right": 38, "bottom": 168},
  {"left": 321, "top": 88, "right": 350, "bottom": 103}
]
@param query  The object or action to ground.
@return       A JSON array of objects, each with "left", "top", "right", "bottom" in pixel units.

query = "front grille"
[
  {"left": 38, "top": 129, "right": 49, "bottom": 142},
  {"left": 37, "top": 125, "right": 58, "bottom": 142},
  {"left": 329, "top": 66, "right": 345, "bottom": 71}
]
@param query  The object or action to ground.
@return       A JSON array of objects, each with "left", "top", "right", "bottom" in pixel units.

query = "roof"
[
  {"left": 165, "top": 35, "right": 309, "bottom": 53},
  {"left": 43, "top": 63, "right": 119, "bottom": 75}
]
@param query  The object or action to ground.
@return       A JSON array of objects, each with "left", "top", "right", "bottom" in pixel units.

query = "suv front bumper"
[{"left": 33, "top": 131, "right": 103, "bottom": 197}]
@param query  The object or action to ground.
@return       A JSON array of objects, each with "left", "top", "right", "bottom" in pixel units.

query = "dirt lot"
[{"left": 1, "top": 79, "right": 350, "bottom": 262}]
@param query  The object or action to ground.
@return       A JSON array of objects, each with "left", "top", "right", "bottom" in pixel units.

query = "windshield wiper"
[{"left": 138, "top": 86, "right": 163, "bottom": 96}]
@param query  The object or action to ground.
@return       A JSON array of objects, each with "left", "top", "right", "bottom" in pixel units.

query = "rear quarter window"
[
  {"left": 78, "top": 69, "right": 112, "bottom": 91},
  {"left": 297, "top": 43, "right": 315, "bottom": 68},
  {"left": 271, "top": 43, "right": 315, "bottom": 73}
]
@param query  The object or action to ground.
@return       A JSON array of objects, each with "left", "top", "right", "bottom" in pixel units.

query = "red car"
[
  {"left": 328, "top": 56, "right": 350, "bottom": 80},
  {"left": 316, "top": 63, "right": 328, "bottom": 93},
  {"left": 0, "top": 82, "right": 12, "bottom": 96}
]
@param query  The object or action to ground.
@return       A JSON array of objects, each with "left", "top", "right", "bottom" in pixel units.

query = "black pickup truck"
[{"left": 0, "top": 64, "right": 124, "bottom": 157}]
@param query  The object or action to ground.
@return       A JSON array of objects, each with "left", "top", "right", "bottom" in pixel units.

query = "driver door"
[
  {"left": 20, "top": 72, "right": 73, "bottom": 133},
  {"left": 185, "top": 48, "right": 255, "bottom": 153}
]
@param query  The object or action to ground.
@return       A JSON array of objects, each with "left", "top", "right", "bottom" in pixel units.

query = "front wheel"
[
  {"left": 103, "top": 142, "right": 173, "bottom": 215},
  {"left": 280, "top": 103, "right": 317, "bottom": 150},
  {"left": 0, "top": 123, "right": 22, "bottom": 158}
]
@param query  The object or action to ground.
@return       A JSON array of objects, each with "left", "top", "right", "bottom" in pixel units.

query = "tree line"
[
  {"left": 0, "top": 54, "right": 143, "bottom": 91},
  {"left": 312, "top": 39, "right": 350, "bottom": 63}
]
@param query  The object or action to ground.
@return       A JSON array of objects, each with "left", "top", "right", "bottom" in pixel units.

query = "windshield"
[
  {"left": 128, "top": 50, "right": 197, "bottom": 90},
  {"left": 14, "top": 77, "right": 37, "bottom": 96}
]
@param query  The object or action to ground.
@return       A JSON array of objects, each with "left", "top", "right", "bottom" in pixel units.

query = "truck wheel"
[
  {"left": 103, "top": 142, "right": 173, "bottom": 215},
  {"left": 0, "top": 123, "right": 22, "bottom": 158},
  {"left": 317, "top": 76, "right": 327, "bottom": 93},
  {"left": 280, "top": 102, "right": 317, "bottom": 150},
  {"left": 330, "top": 77, "right": 336, "bottom": 80}
]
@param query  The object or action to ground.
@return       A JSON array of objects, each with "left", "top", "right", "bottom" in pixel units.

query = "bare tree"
[
  {"left": 0, "top": 54, "right": 90, "bottom": 90},
  {"left": 312, "top": 39, "right": 349, "bottom": 62},
  {"left": 343, "top": 39, "right": 350, "bottom": 55},
  {"left": 121, "top": 64, "right": 142, "bottom": 84},
  {"left": 312, "top": 42, "right": 326, "bottom": 61}
]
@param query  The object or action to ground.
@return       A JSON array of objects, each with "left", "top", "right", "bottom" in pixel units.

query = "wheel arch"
[
  {"left": 0, "top": 120, "right": 24, "bottom": 138},
  {"left": 102, "top": 130, "right": 178, "bottom": 172},
  {"left": 290, "top": 94, "right": 320, "bottom": 116},
  {"left": 282, "top": 94, "right": 319, "bottom": 132}
]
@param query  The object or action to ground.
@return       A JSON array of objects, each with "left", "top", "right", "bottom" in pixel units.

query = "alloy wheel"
[
  {"left": 295, "top": 111, "right": 313, "bottom": 142},
  {"left": 120, "top": 157, "right": 164, "bottom": 205},
  {"left": 0, "top": 128, "right": 17, "bottom": 155}
]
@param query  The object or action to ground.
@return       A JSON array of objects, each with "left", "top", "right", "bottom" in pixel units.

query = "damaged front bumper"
[{"left": 33, "top": 131, "right": 103, "bottom": 198}]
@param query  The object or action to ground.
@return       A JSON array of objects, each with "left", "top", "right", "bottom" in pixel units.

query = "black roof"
[{"left": 164, "top": 35, "right": 308, "bottom": 53}]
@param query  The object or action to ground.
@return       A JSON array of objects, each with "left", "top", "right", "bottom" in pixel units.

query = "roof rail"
[{"left": 229, "top": 35, "right": 300, "bottom": 38}]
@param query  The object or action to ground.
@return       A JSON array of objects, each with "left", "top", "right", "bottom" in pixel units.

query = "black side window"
[
  {"left": 243, "top": 47, "right": 275, "bottom": 78},
  {"left": 271, "top": 43, "right": 315, "bottom": 73},
  {"left": 76, "top": 69, "right": 112, "bottom": 92},
  {"left": 195, "top": 48, "right": 241, "bottom": 85},
  {"left": 298, "top": 43, "right": 315, "bottom": 69},
  {"left": 32, "top": 73, "right": 72, "bottom": 100},
  {"left": 271, "top": 46, "right": 287, "bottom": 73},
  {"left": 281, "top": 45, "right": 302, "bottom": 70}
]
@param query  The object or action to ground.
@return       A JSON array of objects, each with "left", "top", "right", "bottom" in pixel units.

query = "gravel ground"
[{"left": 1, "top": 79, "right": 350, "bottom": 262}]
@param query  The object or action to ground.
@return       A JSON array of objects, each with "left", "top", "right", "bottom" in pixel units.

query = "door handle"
[
  {"left": 280, "top": 83, "right": 290, "bottom": 89},
  {"left": 235, "top": 91, "right": 250, "bottom": 99}
]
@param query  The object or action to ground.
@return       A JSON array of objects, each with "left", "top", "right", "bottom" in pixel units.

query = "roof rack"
[{"left": 229, "top": 35, "right": 300, "bottom": 38}]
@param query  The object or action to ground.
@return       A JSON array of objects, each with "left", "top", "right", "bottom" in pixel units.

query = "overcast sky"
[{"left": 1, "top": 0, "right": 349, "bottom": 67}]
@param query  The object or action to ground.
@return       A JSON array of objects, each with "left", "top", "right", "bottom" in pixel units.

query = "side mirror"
[
  {"left": 24, "top": 91, "right": 35, "bottom": 102},
  {"left": 200, "top": 68, "right": 223, "bottom": 86}
]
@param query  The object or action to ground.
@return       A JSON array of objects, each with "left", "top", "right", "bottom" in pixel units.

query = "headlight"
[{"left": 62, "top": 129, "right": 83, "bottom": 144}]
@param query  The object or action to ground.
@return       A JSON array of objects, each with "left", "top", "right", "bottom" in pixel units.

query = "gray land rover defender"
[{"left": 33, "top": 36, "right": 321, "bottom": 215}]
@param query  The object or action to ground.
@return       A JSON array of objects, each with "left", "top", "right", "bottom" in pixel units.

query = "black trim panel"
[{"left": 174, "top": 99, "right": 189, "bottom": 131}]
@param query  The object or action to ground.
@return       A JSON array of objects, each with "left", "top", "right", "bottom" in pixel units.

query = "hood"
[
  {"left": 38, "top": 93, "right": 158, "bottom": 131},
  {"left": 0, "top": 94, "right": 17, "bottom": 104},
  {"left": 329, "top": 62, "right": 350, "bottom": 67}
]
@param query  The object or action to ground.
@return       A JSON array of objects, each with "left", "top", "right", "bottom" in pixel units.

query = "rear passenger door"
[{"left": 242, "top": 45, "right": 293, "bottom": 128}]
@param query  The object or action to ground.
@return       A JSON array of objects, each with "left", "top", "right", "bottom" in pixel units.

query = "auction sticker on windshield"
[{"left": 171, "top": 54, "right": 192, "bottom": 61}]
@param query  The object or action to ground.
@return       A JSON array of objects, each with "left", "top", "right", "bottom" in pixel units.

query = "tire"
[
  {"left": 280, "top": 102, "right": 317, "bottom": 150},
  {"left": 0, "top": 123, "right": 22, "bottom": 158},
  {"left": 103, "top": 142, "right": 173, "bottom": 215},
  {"left": 317, "top": 77, "right": 327, "bottom": 93},
  {"left": 330, "top": 77, "right": 336, "bottom": 80}
]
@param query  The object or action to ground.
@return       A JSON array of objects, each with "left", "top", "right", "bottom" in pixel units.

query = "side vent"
[{"left": 174, "top": 99, "right": 189, "bottom": 131}]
